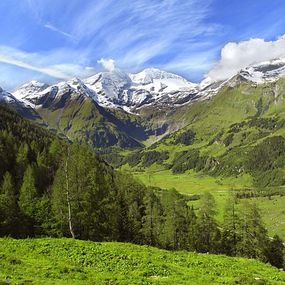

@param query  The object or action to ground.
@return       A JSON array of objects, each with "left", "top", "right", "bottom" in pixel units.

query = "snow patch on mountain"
[
  {"left": 83, "top": 68, "right": 198, "bottom": 111},
  {"left": 238, "top": 58, "right": 285, "bottom": 83},
  {"left": 13, "top": 78, "right": 98, "bottom": 108},
  {"left": 0, "top": 87, "right": 17, "bottom": 103}
]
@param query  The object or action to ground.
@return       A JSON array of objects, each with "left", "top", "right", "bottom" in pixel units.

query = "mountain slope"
[
  {"left": 11, "top": 79, "right": 147, "bottom": 147},
  {"left": 126, "top": 75, "right": 285, "bottom": 187},
  {"left": 34, "top": 86, "right": 144, "bottom": 148}
]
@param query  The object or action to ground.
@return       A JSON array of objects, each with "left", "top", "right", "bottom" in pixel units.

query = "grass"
[
  {"left": 133, "top": 170, "right": 252, "bottom": 195},
  {"left": 1, "top": 238, "right": 285, "bottom": 285}
]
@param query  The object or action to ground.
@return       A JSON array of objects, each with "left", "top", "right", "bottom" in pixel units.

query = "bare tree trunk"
[{"left": 65, "top": 150, "right": 75, "bottom": 239}]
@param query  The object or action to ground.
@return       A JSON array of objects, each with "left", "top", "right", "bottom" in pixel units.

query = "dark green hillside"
[{"left": 36, "top": 94, "right": 144, "bottom": 148}]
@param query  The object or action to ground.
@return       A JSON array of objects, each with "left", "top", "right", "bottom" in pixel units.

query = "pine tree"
[
  {"left": 159, "top": 189, "right": 189, "bottom": 250},
  {"left": 0, "top": 172, "right": 18, "bottom": 235},
  {"left": 236, "top": 202, "right": 269, "bottom": 261},
  {"left": 19, "top": 165, "right": 38, "bottom": 219},
  {"left": 187, "top": 205, "right": 197, "bottom": 251},
  {"left": 266, "top": 235, "right": 284, "bottom": 268},
  {"left": 141, "top": 188, "right": 163, "bottom": 246},
  {"left": 221, "top": 192, "right": 240, "bottom": 255},
  {"left": 195, "top": 192, "right": 220, "bottom": 253},
  {"left": 16, "top": 144, "right": 29, "bottom": 179}
]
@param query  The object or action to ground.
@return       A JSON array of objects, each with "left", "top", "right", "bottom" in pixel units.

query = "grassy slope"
[{"left": 1, "top": 238, "right": 285, "bottom": 285}]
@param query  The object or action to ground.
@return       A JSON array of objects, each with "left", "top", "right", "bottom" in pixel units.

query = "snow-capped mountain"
[
  {"left": 238, "top": 58, "right": 285, "bottom": 83},
  {"left": 84, "top": 68, "right": 198, "bottom": 110},
  {"left": 13, "top": 78, "right": 97, "bottom": 109},
  {"left": 197, "top": 58, "right": 285, "bottom": 100},
  {"left": 11, "top": 58, "right": 285, "bottom": 114},
  {"left": 84, "top": 69, "right": 132, "bottom": 109},
  {"left": 13, "top": 80, "right": 49, "bottom": 107},
  {"left": 12, "top": 68, "right": 199, "bottom": 112},
  {"left": 0, "top": 87, "right": 18, "bottom": 103}
]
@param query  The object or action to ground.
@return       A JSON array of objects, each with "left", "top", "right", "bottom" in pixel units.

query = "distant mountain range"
[{"left": 2, "top": 58, "right": 285, "bottom": 149}]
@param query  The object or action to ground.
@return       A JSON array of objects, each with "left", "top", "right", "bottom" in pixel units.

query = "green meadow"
[{"left": 1, "top": 238, "right": 285, "bottom": 285}]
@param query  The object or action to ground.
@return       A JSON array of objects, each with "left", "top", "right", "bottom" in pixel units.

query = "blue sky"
[{"left": 1, "top": 0, "right": 285, "bottom": 90}]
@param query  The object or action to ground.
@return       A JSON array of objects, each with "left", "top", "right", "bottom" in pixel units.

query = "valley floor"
[
  {"left": 1, "top": 238, "right": 285, "bottom": 285},
  {"left": 134, "top": 170, "right": 285, "bottom": 239}
]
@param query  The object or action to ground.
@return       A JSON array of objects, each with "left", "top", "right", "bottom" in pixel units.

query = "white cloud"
[
  {"left": 44, "top": 23, "right": 74, "bottom": 40},
  {"left": 71, "top": 0, "right": 216, "bottom": 69},
  {"left": 97, "top": 58, "right": 116, "bottom": 71},
  {"left": 0, "top": 46, "right": 96, "bottom": 89},
  {"left": 208, "top": 34, "right": 285, "bottom": 81}
]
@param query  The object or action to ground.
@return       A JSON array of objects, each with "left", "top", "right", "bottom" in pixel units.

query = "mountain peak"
[
  {"left": 13, "top": 80, "right": 49, "bottom": 100},
  {"left": 235, "top": 57, "right": 285, "bottom": 84}
]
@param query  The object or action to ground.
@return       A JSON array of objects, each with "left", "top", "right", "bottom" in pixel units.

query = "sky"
[{"left": 1, "top": 0, "right": 285, "bottom": 90}]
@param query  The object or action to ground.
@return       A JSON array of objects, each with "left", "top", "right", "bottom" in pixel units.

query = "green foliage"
[
  {"left": 236, "top": 202, "right": 269, "bottom": 261},
  {"left": 124, "top": 150, "right": 169, "bottom": 168},
  {"left": 246, "top": 136, "right": 285, "bottom": 187},
  {"left": 195, "top": 192, "right": 220, "bottom": 253},
  {"left": 266, "top": 235, "right": 285, "bottom": 268},
  {"left": 172, "top": 149, "right": 200, "bottom": 173},
  {"left": 19, "top": 165, "right": 38, "bottom": 219},
  {"left": 173, "top": 129, "right": 196, "bottom": 145},
  {"left": 0, "top": 105, "right": 284, "bottom": 271},
  {"left": 0, "top": 172, "right": 19, "bottom": 236},
  {"left": 141, "top": 151, "right": 169, "bottom": 167}
]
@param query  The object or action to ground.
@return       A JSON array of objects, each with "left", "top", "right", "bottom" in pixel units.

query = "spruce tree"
[
  {"left": 236, "top": 202, "right": 269, "bottom": 261},
  {"left": 195, "top": 192, "right": 220, "bottom": 253},
  {"left": 221, "top": 192, "right": 240, "bottom": 255},
  {"left": 266, "top": 235, "right": 284, "bottom": 268},
  {"left": 0, "top": 172, "right": 18, "bottom": 235},
  {"left": 19, "top": 165, "right": 38, "bottom": 219}
]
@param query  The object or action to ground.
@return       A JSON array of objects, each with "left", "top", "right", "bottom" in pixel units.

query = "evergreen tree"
[
  {"left": 16, "top": 144, "right": 29, "bottom": 180},
  {"left": 141, "top": 188, "right": 163, "bottom": 246},
  {"left": 159, "top": 189, "right": 189, "bottom": 250},
  {"left": 0, "top": 172, "right": 18, "bottom": 235},
  {"left": 195, "top": 192, "right": 220, "bottom": 253},
  {"left": 19, "top": 165, "right": 38, "bottom": 219},
  {"left": 221, "top": 192, "right": 240, "bottom": 255},
  {"left": 187, "top": 205, "right": 197, "bottom": 251},
  {"left": 236, "top": 202, "right": 269, "bottom": 261},
  {"left": 266, "top": 235, "right": 284, "bottom": 268}
]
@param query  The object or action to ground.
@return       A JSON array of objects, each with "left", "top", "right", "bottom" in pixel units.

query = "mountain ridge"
[{"left": 3, "top": 57, "right": 285, "bottom": 148}]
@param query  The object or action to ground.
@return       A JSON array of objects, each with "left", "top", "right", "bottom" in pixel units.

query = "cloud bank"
[{"left": 208, "top": 34, "right": 285, "bottom": 81}]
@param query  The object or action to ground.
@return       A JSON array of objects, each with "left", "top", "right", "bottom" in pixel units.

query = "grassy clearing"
[
  {"left": 1, "top": 238, "right": 285, "bottom": 285},
  {"left": 133, "top": 170, "right": 252, "bottom": 195}
]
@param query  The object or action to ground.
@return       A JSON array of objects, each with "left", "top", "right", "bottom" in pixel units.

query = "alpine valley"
[{"left": 1, "top": 57, "right": 285, "bottom": 284}]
